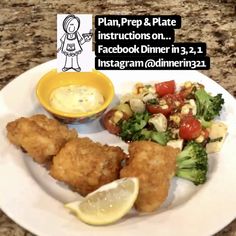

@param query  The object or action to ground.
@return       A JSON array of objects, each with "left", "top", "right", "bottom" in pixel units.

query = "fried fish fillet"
[
  {"left": 120, "top": 141, "right": 179, "bottom": 212},
  {"left": 6, "top": 114, "right": 77, "bottom": 164},
  {"left": 50, "top": 137, "right": 127, "bottom": 196}
]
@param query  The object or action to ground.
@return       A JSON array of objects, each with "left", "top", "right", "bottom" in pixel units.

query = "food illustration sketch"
[{"left": 57, "top": 14, "right": 92, "bottom": 72}]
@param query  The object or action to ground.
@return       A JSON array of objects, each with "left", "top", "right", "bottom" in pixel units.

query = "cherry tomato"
[
  {"left": 102, "top": 109, "right": 129, "bottom": 135},
  {"left": 164, "top": 94, "right": 184, "bottom": 108},
  {"left": 155, "top": 80, "right": 176, "bottom": 97},
  {"left": 146, "top": 94, "right": 184, "bottom": 116},
  {"left": 146, "top": 103, "right": 173, "bottom": 116},
  {"left": 179, "top": 115, "right": 202, "bottom": 140},
  {"left": 102, "top": 110, "right": 121, "bottom": 135},
  {"left": 175, "top": 93, "right": 185, "bottom": 103}
]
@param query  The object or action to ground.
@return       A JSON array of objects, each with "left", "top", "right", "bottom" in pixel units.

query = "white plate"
[{"left": 0, "top": 60, "right": 236, "bottom": 236}]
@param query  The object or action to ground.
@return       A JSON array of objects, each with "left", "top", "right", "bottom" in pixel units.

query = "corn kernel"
[
  {"left": 170, "top": 114, "right": 181, "bottom": 124},
  {"left": 184, "top": 81, "right": 192, "bottom": 88},
  {"left": 159, "top": 99, "right": 166, "bottom": 106},
  {"left": 148, "top": 86, "right": 156, "bottom": 94},
  {"left": 175, "top": 101, "right": 180, "bottom": 107},
  {"left": 138, "top": 87, "right": 144, "bottom": 94},
  {"left": 181, "top": 104, "right": 190, "bottom": 114},
  {"left": 195, "top": 135, "right": 204, "bottom": 143},
  {"left": 160, "top": 105, "right": 169, "bottom": 109},
  {"left": 112, "top": 110, "right": 123, "bottom": 124}
]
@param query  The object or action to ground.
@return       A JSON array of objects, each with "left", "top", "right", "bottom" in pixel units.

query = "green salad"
[{"left": 102, "top": 80, "right": 227, "bottom": 185}]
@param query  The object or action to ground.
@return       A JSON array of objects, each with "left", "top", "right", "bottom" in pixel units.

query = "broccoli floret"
[
  {"left": 136, "top": 129, "right": 171, "bottom": 145},
  {"left": 176, "top": 169, "right": 207, "bottom": 185},
  {"left": 150, "top": 131, "right": 171, "bottom": 145},
  {"left": 195, "top": 88, "right": 224, "bottom": 127},
  {"left": 176, "top": 141, "right": 208, "bottom": 185},
  {"left": 120, "top": 112, "right": 150, "bottom": 141},
  {"left": 120, "top": 116, "right": 171, "bottom": 146},
  {"left": 176, "top": 141, "right": 208, "bottom": 168},
  {"left": 136, "top": 128, "right": 152, "bottom": 140}
]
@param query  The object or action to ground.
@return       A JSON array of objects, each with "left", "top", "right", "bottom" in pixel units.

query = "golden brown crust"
[
  {"left": 6, "top": 114, "right": 77, "bottom": 163},
  {"left": 50, "top": 137, "right": 127, "bottom": 196},
  {"left": 120, "top": 141, "right": 178, "bottom": 212}
]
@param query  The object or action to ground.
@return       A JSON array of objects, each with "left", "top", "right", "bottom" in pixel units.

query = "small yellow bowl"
[{"left": 36, "top": 69, "right": 114, "bottom": 123}]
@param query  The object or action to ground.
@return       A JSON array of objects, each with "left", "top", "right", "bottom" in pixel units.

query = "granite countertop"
[{"left": 0, "top": 0, "right": 235, "bottom": 235}]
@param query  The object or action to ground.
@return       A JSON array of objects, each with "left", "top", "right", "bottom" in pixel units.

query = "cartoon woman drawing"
[{"left": 58, "top": 14, "right": 92, "bottom": 72}]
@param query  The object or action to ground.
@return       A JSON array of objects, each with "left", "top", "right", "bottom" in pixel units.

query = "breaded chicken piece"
[
  {"left": 50, "top": 138, "right": 127, "bottom": 196},
  {"left": 6, "top": 114, "right": 77, "bottom": 164},
  {"left": 120, "top": 141, "right": 179, "bottom": 212}
]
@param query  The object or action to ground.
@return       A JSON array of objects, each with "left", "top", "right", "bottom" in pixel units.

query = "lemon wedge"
[{"left": 65, "top": 177, "right": 139, "bottom": 225}]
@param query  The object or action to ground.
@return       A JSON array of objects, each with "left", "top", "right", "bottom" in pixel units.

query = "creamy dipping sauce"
[{"left": 50, "top": 85, "right": 104, "bottom": 113}]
